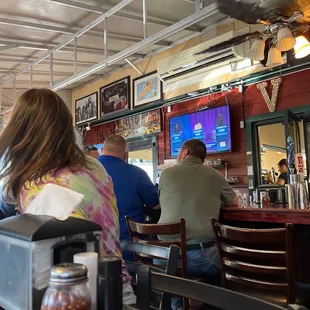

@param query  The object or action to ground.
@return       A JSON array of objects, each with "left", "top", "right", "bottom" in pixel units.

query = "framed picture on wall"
[
  {"left": 75, "top": 92, "right": 98, "bottom": 126},
  {"left": 133, "top": 71, "right": 162, "bottom": 108},
  {"left": 100, "top": 76, "right": 130, "bottom": 117}
]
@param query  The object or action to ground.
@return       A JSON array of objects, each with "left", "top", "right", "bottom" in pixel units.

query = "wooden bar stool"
[
  {"left": 126, "top": 216, "right": 189, "bottom": 309},
  {"left": 211, "top": 219, "right": 296, "bottom": 307},
  {"left": 136, "top": 266, "right": 307, "bottom": 310}
]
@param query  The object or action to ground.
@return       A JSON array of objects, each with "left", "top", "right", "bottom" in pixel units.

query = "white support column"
[
  {"left": 125, "top": 58, "right": 144, "bottom": 75},
  {"left": 50, "top": 53, "right": 53, "bottom": 88},
  {"left": 104, "top": 18, "right": 108, "bottom": 59},
  {"left": 0, "top": 86, "right": 2, "bottom": 113},
  {"left": 195, "top": 0, "right": 202, "bottom": 11},
  {"left": 143, "top": 0, "right": 147, "bottom": 39},
  {"left": 12, "top": 78, "right": 16, "bottom": 103},
  {"left": 74, "top": 38, "right": 78, "bottom": 75},
  {"left": 30, "top": 66, "right": 33, "bottom": 89}
]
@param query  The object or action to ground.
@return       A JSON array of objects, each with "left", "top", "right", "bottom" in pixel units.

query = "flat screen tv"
[{"left": 169, "top": 105, "right": 231, "bottom": 157}]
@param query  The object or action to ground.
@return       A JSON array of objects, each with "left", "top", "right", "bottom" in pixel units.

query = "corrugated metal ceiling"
[{"left": 0, "top": 0, "right": 225, "bottom": 112}]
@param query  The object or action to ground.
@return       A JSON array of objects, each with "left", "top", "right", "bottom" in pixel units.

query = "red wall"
[{"left": 84, "top": 69, "right": 310, "bottom": 185}]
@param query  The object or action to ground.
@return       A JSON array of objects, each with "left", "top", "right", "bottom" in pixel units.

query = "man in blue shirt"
[
  {"left": 0, "top": 183, "right": 16, "bottom": 220},
  {"left": 98, "top": 135, "right": 160, "bottom": 257}
]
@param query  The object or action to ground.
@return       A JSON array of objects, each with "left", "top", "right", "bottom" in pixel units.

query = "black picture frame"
[
  {"left": 75, "top": 92, "right": 98, "bottom": 126},
  {"left": 100, "top": 76, "right": 130, "bottom": 117},
  {"left": 132, "top": 71, "right": 163, "bottom": 108}
]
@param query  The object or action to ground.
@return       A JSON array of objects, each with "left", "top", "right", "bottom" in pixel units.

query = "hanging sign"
[
  {"left": 257, "top": 77, "right": 282, "bottom": 112},
  {"left": 296, "top": 153, "right": 305, "bottom": 174}
]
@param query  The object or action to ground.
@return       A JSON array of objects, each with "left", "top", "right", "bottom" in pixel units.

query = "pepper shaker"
[{"left": 97, "top": 257, "right": 122, "bottom": 310}]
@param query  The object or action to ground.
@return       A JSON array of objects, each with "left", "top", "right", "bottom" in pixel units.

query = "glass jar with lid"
[{"left": 41, "top": 263, "right": 91, "bottom": 310}]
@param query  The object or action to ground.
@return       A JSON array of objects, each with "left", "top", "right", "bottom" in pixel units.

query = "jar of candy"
[{"left": 41, "top": 263, "right": 91, "bottom": 310}]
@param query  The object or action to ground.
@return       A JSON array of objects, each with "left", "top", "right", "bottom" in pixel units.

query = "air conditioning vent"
[
  {"left": 163, "top": 52, "right": 235, "bottom": 82},
  {"left": 157, "top": 31, "right": 247, "bottom": 82}
]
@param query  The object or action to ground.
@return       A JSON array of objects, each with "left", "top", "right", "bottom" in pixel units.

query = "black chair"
[
  {"left": 121, "top": 241, "right": 179, "bottom": 279},
  {"left": 136, "top": 266, "right": 308, "bottom": 310},
  {"left": 121, "top": 241, "right": 179, "bottom": 309}
]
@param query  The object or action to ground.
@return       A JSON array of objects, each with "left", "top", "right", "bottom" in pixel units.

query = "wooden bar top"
[{"left": 220, "top": 205, "right": 310, "bottom": 225}]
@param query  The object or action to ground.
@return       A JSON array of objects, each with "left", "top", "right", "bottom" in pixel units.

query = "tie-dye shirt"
[{"left": 20, "top": 156, "right": 132, "bottom": 290}]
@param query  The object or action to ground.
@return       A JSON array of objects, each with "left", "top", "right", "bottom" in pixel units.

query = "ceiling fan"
[{"left": 196, "top": 0, "right": 310, "bottom": 65}]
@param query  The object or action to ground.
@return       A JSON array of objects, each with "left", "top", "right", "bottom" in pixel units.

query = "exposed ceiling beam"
[
  {"left": 0, "top": 16, "right": 170, "bottom": 46},
  {"left": 51, "top": 3, "right": 220, "bottom": 91},
  {"left": 1, "top": 1, "right": 220, "bottom": 88},
  {"left": 0, "top": 38, "right": 145, "bottom": 58},
  {"left": 0, "top": 107, "right": 13, "bottom": 114},
  {"left": 0, "top": 43, "right": 21, "bottom": 52},
  {"left": 0, "top": 57, "right": 96, "bottom": 67},
  {"left": 1, "top": 96, "right": 13, "bottom": 105},
  {"left": 77, "top": 16, "right": 230, "bottom": 93},
  {"left": 0, "top": 56, "right": 122, "bottom": 70},
  {"left": 0, "top": 69, "right": 105, "bottom": 77},
  {"left": 47, "top": 0, "right": 199, "bottom": 32},
  {"left": 0, "top": 80, "right": 49, "bottom": 85}
]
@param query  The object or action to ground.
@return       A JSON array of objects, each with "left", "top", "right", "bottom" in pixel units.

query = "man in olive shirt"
[{"left": 159, "top": 139, "right": 237, "bottom": 310}]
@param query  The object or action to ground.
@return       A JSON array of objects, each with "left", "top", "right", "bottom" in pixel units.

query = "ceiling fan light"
[
  {"left": 247, "top": 39, "right": 265, "bottom": 61},
  {"left": 276, "top": 27, "right": 296, "bottom": 52},
  {"left": 294, "top": 35, "right": 310, "bottom": 59},
  {"left": 266, "top": 47, "right": 283, "bottom": 67}
]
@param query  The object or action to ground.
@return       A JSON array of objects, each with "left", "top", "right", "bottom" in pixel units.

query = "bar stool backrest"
[
  {"left": 211, "top": 219, "right": 296, "bottom": 306},
  {"left": 125, "top": 216, "right": 187, "bottom": 278},
  {"left": 136, "top": 266, "right": 305, "bottom": 310},
  {"left": 121, "top": 241, "right": 179, "bottom": 309}
]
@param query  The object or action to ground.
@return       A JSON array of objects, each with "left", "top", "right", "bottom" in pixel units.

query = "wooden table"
[{"left": 220, "top": 206, "right": 310, "bottom": 283}]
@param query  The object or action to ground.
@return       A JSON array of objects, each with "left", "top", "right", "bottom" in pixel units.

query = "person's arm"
[
  {"left": 277, "top": 177, "right": 285, "bottom": 185},
  {"left": 218, "top": 173, "right": 238, "bottom": 206},
  {"left": 267, "top": 172, "right": 275, "bottom": 184},
  {"left": 137, "top": 169, "right": 160, "bottom": 209}
]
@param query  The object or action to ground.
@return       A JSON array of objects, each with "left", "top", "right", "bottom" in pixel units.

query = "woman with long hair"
[{"left": 0, "top": 88, "right": 134, "bottom": 303}]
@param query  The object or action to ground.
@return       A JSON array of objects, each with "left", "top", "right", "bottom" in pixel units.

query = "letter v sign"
[{"left": 256, "top": 77, "right": 282, "bottom": 112}]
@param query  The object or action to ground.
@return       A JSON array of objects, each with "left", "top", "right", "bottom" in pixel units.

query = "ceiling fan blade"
[
  {"left": 284, "top": 0, "right": 310, "bottom": 24},
  {"left": 217, "top": 0, "right": 294, "bottom": 24},
  {"left": 292, "top": 22, "right": 310, "bottom": 35},
  {"left": 217, "top": 0, "right": 265, "bottom": 24},
  {"left": 195, "top": 32, "right": 261, "bottom": 55}
]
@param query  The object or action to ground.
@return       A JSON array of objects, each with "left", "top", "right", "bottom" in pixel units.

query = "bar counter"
[
  {"left": 220, "top": 205, "right": 310, "bottom": 225},
  {"left": 219, "top": 206, "right": 310, "bottom": 283}
]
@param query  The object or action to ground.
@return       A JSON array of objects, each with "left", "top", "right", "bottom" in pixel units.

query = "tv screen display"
[{"left": 169, "top": 105, "right": 231, "bottom": 157}]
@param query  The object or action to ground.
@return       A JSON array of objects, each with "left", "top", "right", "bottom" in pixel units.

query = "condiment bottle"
[
  {"left": 74, "top": 252, "right": 98, "bottom": 310},
  {"left": 97, "top": 256, "right": 122, "bottom": 310},
  {"left": 41, "top": 263, "right": 91, "bottom": 310}
]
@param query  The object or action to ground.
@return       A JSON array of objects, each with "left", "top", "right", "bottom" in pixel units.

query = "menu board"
[{"left": 115, "top": 109, "right": 161, "bottom": 139}]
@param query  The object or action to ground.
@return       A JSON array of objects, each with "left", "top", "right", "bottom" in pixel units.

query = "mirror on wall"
[
  {"left": 256, "top": 118, "right": 307, "bottom": 185},
  {"left": 258, "top": 123, "right": 286, "bottom": 184}
]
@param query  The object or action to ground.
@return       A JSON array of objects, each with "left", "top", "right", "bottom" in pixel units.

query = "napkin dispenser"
[{"left": 0, "top": 214, "right": 102, "bottom": 310}]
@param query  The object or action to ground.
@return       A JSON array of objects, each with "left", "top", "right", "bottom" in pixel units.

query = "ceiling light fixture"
[
  {"left": 276, "top": 27, "right": 296, "bottom": 52},
  {"left": 266, "top": 47, "right": 283, "bottom": 67},
  {"left": 294, "top": 35, "right": 310, "bottom": 59},
  {"left": 247, "top": 39, "right": 265, "bottom": 61}
]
